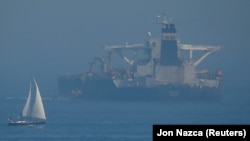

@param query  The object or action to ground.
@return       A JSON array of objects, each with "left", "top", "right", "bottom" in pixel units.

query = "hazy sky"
[{"left": 0, "top": 0, "right": 250, "bottom": 97}]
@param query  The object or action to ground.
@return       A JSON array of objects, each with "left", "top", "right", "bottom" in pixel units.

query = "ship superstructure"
[{"left": 58, "top": 15, "right": 222, "bottom": 101}]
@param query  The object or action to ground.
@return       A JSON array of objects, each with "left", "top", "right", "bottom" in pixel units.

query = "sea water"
[{"left": 1, "top": 93, "right": 250, "bottom": 141}]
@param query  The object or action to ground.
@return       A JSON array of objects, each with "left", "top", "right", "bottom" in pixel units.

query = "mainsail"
[{"left": 21, "top": 78, "right": 46, "bottom": 120}]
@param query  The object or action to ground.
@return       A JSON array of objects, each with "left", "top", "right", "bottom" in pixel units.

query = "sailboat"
[{"left": 8, "top": 78, "right": 46, "bottom": 126}]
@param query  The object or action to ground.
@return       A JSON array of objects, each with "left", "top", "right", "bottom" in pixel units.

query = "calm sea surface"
[{"left": 1, "top": 93, "right": 250, "bottom": 141}]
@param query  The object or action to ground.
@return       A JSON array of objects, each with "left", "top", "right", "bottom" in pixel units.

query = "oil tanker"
[{"left": 57, "top": 15, "right": 222, "bottom": 101}]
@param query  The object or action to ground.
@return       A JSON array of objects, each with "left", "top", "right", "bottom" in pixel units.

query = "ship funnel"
[{"left": 160, "top": 14, "right": 179, "bottom": 66}]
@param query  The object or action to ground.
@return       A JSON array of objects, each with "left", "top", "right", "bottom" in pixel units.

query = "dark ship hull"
[{"left": 58, "top": 76, "right": 222, "bottom": 102}]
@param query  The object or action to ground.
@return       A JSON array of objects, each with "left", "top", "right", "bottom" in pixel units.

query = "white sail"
[
  {"left": 22, "top": 82, "right": 32, "bottom": 117},
  {"left": 31, "top": 79, "right": 46, "bottom": 120}
]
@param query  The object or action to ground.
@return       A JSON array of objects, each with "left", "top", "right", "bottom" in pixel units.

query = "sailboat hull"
[{"left": 8, "top": 120, "right": 46, "bottom": 126}]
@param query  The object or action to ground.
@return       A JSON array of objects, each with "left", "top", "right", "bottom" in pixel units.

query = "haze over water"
[{"left": 0, "top": 0, "right": 250, "bottom": 140}]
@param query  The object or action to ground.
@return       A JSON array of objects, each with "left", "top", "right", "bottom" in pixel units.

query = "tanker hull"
[{"left": 58, "top": 77, "right": 222, "bottom": 102}]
